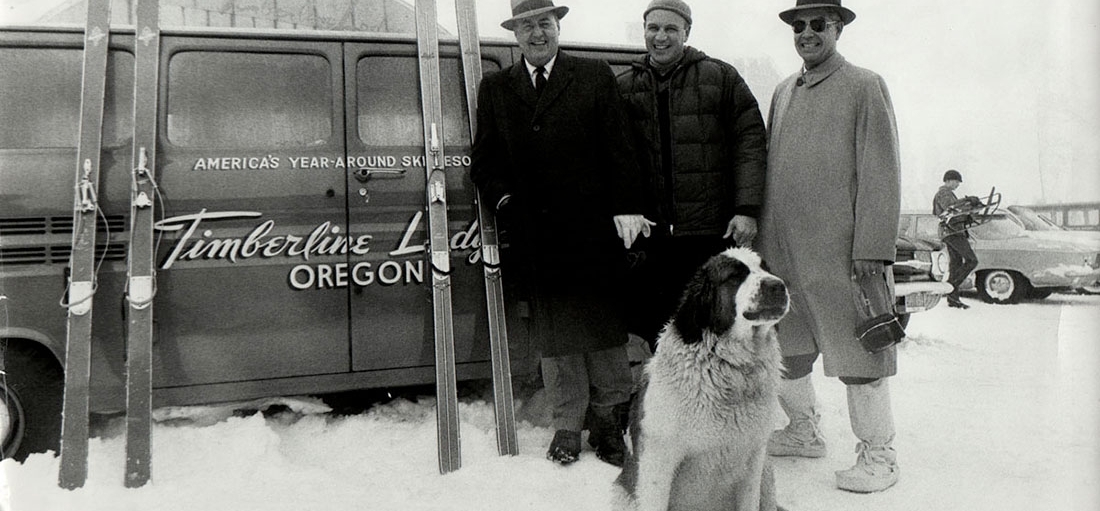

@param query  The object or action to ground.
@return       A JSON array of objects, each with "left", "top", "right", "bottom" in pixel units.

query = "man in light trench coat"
[{"left": 756, "top": 0, "right": 902, "bottom": 493}]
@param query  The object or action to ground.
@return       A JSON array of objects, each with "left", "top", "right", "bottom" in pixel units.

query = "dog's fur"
[{"left": 612, "top": 247, "right": 789, "bottom": 511}]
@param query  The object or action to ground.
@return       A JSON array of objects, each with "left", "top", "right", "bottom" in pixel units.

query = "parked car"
[
  {"left": 1007, "top": 205, "right": 1100, "bottom": 294},
  {"left": 891, "top": 235, "right": 953, "bottom": 326},
  {"left": 1016, "top": 202, "right": 1100, "bottom": 232},
  {"left": 899, "top": 212, "right": 1100, "bottom": 304},
  {"left": 1008, "top": 205, "right": 1100, "bottom": 247}
]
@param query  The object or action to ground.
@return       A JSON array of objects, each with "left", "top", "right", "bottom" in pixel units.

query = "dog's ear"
[
  {"left": 673, "top": 266, "right": 710, "bottom": 344},
  {"left": 673, "top": 256, "right": 748, "bottom": 343},
  {"left": 673, "top": 260, "right": 739, "bottom": 343}
]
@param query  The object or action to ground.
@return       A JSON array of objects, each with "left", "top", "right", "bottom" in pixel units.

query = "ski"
[
  {"left": 414, "top": 0, "right": 461, "bottom": 474},
  {"left": 454, "top": 0, "right": 519, "bottom": 457},
  {"left": 58, "top": 0, "right": 113, "bottom": 490},
  {"left": 123, "top": 0, "right": 161, "bottom": 488}
]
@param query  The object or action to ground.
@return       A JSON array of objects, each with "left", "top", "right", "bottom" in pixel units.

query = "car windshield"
[
  {"left": 970, "top": 215, "right": 1026, "bottom": 240},
  {"left": 1008, "top": 206, "right": 1063, "bottom": 231}
]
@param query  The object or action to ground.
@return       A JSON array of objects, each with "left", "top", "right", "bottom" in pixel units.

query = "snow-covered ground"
[{"left": 3, "top": 293, "right": 1098, "bottom": 511}]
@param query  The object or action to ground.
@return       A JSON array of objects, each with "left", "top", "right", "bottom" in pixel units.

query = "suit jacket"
[{"left": 470, "top": 51, "right": 645, "bottom": 356}]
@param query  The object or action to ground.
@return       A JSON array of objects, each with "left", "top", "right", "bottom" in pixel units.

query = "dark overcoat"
[{"left": 470, "top": 51, "right": 645, "bottom": 357}]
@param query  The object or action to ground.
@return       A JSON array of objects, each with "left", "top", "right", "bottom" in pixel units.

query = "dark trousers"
[
  {"left": 541, "top": 345, "right": 633, "bottom": 431},
  {"left": 942, "top": 233, "right": 978, "bottom": 301}
]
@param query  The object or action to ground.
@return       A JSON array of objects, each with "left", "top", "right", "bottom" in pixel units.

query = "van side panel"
[
  {"left": 2, "top": 30, "right": 643, "bottom": 411},
  {"left": 153, "top": 37, "right": 351, "bottom": 385},
  {"left": 343, "top": 42, "right": 510, "bottom": 372},
  {"left": 0, "top": 32, "right": 135, "bottom": 411}
]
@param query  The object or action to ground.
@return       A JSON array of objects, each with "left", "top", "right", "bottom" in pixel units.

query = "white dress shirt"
[{"left": 523, "top": 55, "right": 557, "bottom": 88}]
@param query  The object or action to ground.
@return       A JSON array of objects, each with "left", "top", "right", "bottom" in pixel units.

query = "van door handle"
[{"left": 353, "top": 167, "right": 406, "bottom": 183}]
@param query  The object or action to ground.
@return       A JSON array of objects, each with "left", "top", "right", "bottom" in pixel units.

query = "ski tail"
[
  {"left": 414, "top": 0, "right": 461, "bottom": 474},
  {"left": 58, "top": 0, "right": 113, "bottom": 490},
  {"left": 455, "top": 0, "right": 519, "bottom": 457},
  {"left": 123, "top": 0, "right": 162, "bottom": 488}
]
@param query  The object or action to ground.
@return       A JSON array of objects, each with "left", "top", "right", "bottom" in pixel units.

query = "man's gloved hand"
[
  {"left": 613, "top": 215, "right": 657, "bottom": 249},
  {"left": 723, "top": 215, "right": 758, "bottom": 247}
]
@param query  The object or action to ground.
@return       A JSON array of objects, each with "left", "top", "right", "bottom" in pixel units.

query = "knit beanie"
[{"left": 644, "top": 0, "right": 692, "bottom": 26}]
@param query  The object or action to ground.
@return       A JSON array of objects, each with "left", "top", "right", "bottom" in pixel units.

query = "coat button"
[{"left": 532, "top": 124, "right": 541, "bottom": 132}]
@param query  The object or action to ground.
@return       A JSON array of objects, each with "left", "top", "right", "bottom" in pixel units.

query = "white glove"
[{"left": 613, "top": 214, "right": 657, "bottom": 249}]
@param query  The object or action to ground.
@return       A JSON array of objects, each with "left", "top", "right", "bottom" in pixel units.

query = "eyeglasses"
[{"left": 792, "top": 18, "right": 839, "bottom": 34}]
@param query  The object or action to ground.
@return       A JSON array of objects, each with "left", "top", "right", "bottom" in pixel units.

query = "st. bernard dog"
[{"left": 613, "top": 247, "right": 788, "bottom": 511}]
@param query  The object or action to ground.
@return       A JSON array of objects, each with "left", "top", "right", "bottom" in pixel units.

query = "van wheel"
[
  {"left": 976, "top": 270, "right": 1027, "bottom": 304},
  {"left": 1, "top": 342, "right": 64, "bottom": 461}
]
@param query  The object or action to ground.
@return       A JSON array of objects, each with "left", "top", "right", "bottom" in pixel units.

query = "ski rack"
[
  {"left": 58, "top": 0, "right": 113, "bottom": 489},
  {"left": 414, "top": 0, "right": 462, "bottom": 474},
  {"left": 123, "top": 0, "right": 161, "bottom": 488},
  {"left": 939, "top": 186, "right": 1002, "bottom": 237},
  {"left": 454, "top": 0, "right": 519, "bottom": 457}
]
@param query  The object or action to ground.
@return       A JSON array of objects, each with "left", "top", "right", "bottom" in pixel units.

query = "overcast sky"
[{"left": 4, "top": 0, "right": 1098, "bottom": 209}]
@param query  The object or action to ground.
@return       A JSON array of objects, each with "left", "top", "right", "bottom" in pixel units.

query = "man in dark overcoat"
[{"left": 470, "top": 0, "right": 651, "bottom": 467}]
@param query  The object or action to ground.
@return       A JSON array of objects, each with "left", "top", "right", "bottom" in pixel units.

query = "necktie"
[{"left": 535, "top": 66, "right": 547, "bottom": 94}]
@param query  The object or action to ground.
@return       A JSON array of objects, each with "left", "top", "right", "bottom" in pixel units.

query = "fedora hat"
[
  {"left": 779, "top": 0, "right": 856, "bottom": 25},
  {"left": 501, "top": 0, "right": 569, "bottom": 31}
]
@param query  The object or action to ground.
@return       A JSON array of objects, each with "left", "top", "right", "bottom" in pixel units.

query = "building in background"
[{"left": 20, "top": 0, "right": 423, "bottom": 33}]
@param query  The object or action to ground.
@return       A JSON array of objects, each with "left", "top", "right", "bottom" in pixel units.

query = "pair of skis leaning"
[
  {"left": 415, "top": 0, "right": 519, "bottom": 474},
  {"left": 58, "top": 0, "right": 160, "bottom": 489}
]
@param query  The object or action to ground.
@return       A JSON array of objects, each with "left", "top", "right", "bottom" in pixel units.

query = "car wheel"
[
  {"left": 976, "top": 270, "right": 1027, "bottom": 304},
  {"left": 1, "top": 342, "right": 64, "bottom": 461}
]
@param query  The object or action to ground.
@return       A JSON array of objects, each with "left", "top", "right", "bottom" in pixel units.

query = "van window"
[
  {"left": 0, "top": 48, "right": 133, "bottom": 149},
  {"left": 1066, "top": 208, "right": 1100, "bottom": 229},
  {"left": 166, "top": 51, "right": 331, "bottom": 148},
  {"left": 356, "top": 56, "right": 498, "bottom": 147}
]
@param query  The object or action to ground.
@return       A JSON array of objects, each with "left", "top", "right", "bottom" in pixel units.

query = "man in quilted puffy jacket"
[{"left": 617, "top": 0, "right": 768, "bottom": 349}]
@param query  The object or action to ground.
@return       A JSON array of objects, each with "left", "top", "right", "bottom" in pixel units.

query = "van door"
[
  {"left": 343, "top": 41, "right": 510, "bottom": 374},
  {"left": 153, "top": 37, "right": 350, "bottom": 386}
]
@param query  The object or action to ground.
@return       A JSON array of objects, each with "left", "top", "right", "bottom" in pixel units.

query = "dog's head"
[{"left": 672, "top": 247, "right": 789, "bottom": 344}]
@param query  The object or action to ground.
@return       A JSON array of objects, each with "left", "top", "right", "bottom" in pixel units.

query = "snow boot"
[
  {"left": 547, "top": 429, "right": 582, "bottom": 465},
  {"left": 768, "top": 374, "right": 827, "bottom": 458},
  {"left": 587, "top": 403, "right": 628, "bottom": 467},
  {"left": 836, "top": 379, "right": 899, "bottom": 493}
]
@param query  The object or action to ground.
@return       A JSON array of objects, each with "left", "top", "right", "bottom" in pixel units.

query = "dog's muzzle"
[{"left": 743, "top": 277, "right": 789, "bottom": 322}]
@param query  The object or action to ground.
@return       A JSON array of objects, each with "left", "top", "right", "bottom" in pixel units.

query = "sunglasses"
[{"left": 792, "top": 18, "right": 839, "bottom": 34}]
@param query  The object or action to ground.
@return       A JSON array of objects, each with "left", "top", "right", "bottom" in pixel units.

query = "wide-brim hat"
[
  {"left": 501, "top": 0, "right": 569, "bottom": 31},
  {"left": 779, "top": 0, "right": 856, "bottom": 25}
]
